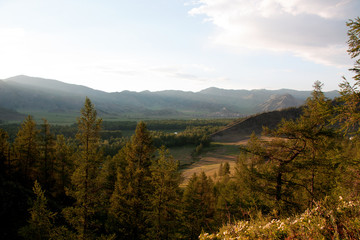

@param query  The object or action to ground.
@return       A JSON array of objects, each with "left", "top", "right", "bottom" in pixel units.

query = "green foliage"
[
  {"left": 0, "top": 129, "right": 10, "bottom": 175},
  {"left": 214, "top": 173, "right": 246, "bottom": 226},
  {"left": 347, "top": 17, "right": 360, "bottom": 82},
  {"left": 336, "top": 17, "right": 360, "bottom": 135},
  {"left": 39, "top": 119, "right": 56, "bottom": 191},
  {"left": 151, "top": 125, "right": 215, "bottom": 148},
  {"left": 200, "top": 196, "right": 360, "bottom": 240},
  {"left": 182, "top": 172, "right": 216, "bottom": 239},
  {"left": 63, "top": 97, "right": 104, "bottom": 239},
  {"left": 236, "top": 82, "right": 340, "bottom": 214},
  {"left": 53, "top": 134, "right": 74, "bottom": 198},
  {"left": 109, "top": 121, "right": 155, "bottom": 240},
  {"left": 148, "top": 146, "right": 182, "bottom": 240},
  {"left": 13, "top": 115, "right": 40, "bottom": 181},
  {"left": 218, "top": 162, "right": 230, "bottom": 177},
  {"left": 19, "top": 181, "right": 56, "bottom": 240}
]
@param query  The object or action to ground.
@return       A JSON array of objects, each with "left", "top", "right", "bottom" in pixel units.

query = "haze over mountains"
[{"left": 0, "top": 75, "right": 339, "bottom": 122}]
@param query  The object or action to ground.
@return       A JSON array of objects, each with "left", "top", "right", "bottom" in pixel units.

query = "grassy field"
[
  {"left": 175, "top": 142, "right": 244, "bottom": 186},
  {"left": 168, "top": 145, "right": 196, "bottom": 167}
]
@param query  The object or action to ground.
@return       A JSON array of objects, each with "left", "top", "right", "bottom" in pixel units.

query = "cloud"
[
  {"left": 150, "top": 64, "right": 218, "bottom": 82},
  {"left": 147, "top": 64, "right": 230, "bottom": 90},
  {"left": 189, "top": 0, "right": 360, "bottom": 67},
  {"left": 150, "top": 65, "right": 204, "bottom": 82}
]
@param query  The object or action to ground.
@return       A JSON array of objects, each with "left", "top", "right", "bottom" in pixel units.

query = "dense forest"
[
  {"left": 1, "top": 17, "right": 360, "bottom": 240},
  {"left": 0, "top": 105, "right": 230, "bottom": 239}
]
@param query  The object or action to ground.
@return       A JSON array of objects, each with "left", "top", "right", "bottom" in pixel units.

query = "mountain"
[
  {"left": 259, "top": 94, "right": 302, "bottom": 112},
  {"left": 211, "top": 107, "right": 303, "bottom": 142},
  {"left": 0, "top": 75, "right": 339, "bottom": 122}
]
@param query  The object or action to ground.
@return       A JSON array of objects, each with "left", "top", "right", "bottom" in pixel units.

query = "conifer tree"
[
  {"left": 53, "top": 134, "right": 73, "bottom": 198},
  {"left": 39, "top": 119, "right": 56, "bottom": 191},
  {"left": 237, "top": 82, "right": 338, "bottom": 213},
  {"left": 218, "top": 162, "right": 224, "bottom": 177},
  {"left": 149, "top": 146, "right": 182, "bottom": 240},
  {"left": 13, "top": 115, "right": 39, "bottom": 181},
  {"left": 347, "top": 17, "right": 360, "bottom": 82},
  {"left": 109, "top": 121, "right": 155, "bottom": 240},
  {"left": 19, "top": 181, "right": 56, "bottom": 240},
  {"left": 333, "top": 17, "right": 360, "bottom": 196},
  {"left": 182, "top": 172, "right": 216, "bottom": 240},
  {"left": 214, "top": 173, "right": 243, "bottom": 224},
  {"left": 63, "top": 97, "right": 103, "bottom": 239},
  {"left": 336, "top": 17, "right": 360, "bottom": 135},
  {"left": 236, "top": 133, "right": 278, "bottom": 212},
  {"left": 0, "top": 129, "right": 10, "bottom": 175},
  {"left": 294, "top": 81, "right": 338, "bottom": 205}
]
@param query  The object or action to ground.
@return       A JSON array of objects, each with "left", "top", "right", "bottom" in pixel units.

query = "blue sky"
[{"left": 0, "top": 0, "right": 359, "bottom": 92}]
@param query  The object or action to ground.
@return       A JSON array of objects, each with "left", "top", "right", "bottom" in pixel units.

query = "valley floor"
[
  {"left": 178, "top": 136, "right": 276, "bottom": 185},
  {"left": 178, "top": 141, "right": 245, "bottom": 185}
]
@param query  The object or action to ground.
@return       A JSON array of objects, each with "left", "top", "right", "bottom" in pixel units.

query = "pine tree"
[
  {"left": 237, "top": 82, "right": 339, "bottom": 213},
  {"left": 333, "top": 17, "right": 360, "bottom": 196},
  {"left": 19, "top": 181, "right": 56, "bottom": 240},
  {"left": 63, "top": 97, "right": 103, "bottom": 239},
  {"left": 13, "top": 115, "right": 39, "bottom": 181},
  {"left": 294, "top": 81, "right": 338, "bottom": 206},
  {"left": 148, "top": 146, "right": 182, "bottom": 240},
  {"left": 218, "top": 162, "right": 230, "bottom": 177},
  {"left": 214, "top": 174, "right": 244, "bottom": 225},
  {"left": 109, "top": 121, "right": 155, "bottom": 240},
  {"left": 218, "top": 162, "right": 224, "bottom": 177},
  {"left": 336, "top": 17, "right": 360, "bottom": 136},
  {"left": 182, "top": 172, "right": 216, "bottom": 240},
  {"left": 39, "top": 119, "right": 56, "bottom": 191},
  {"left": 0, "top": 129, "right": 10, "bottom": 176},
  {"left": 223, "top": 162, "right": 230, "bottom": 176},
  {"left": 347, "top": 17, "right": 360, "bottom": 82},
  {"left": 53, "top": 134, "right": 74, "bottom": 198}
]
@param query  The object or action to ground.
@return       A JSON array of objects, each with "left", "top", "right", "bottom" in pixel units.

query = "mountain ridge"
[{"left": 0, "top": 75, "right": 339, "bottom": 122}]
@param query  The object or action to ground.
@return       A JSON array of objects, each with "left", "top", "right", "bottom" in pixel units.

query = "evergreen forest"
[{"left": 1, "top": 17, "right": 360, "bottom": 240}]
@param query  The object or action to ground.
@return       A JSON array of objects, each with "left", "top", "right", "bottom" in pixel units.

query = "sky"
[{"left": 0, "top": 0, "right": 359, "bottom": 92}]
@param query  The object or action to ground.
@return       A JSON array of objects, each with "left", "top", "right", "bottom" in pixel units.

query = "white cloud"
[
  {"left": 150, "top": 64, "right": 215, "bottom": 81},
  {"left": 189, "top": 0, "right": 359, "bottom": 67}
]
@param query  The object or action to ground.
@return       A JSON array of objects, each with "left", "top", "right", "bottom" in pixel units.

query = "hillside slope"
[{"left": 211, "top": 107, "right": 303, "bottom": 142}]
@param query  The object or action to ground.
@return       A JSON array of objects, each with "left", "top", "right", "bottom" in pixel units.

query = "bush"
[{"left": 200, "top": 196, "right": 360, "bottom": 240}]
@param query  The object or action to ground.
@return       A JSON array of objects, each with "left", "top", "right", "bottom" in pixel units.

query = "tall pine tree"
[
  {"left": 13, "top": 115, "right": 39, "bottom": 181},
  {"left": 19, "top": 181, "right": 56, "bottom": 240},
  {"left": 0, "top": 129, "right": 10, "bottom": 176},
  {"left": 39, "top": 119, "right": 56, "bottom": 191},
  {"left": 109, "top": 121, "right": 155, "bottom": 240},
  {"left": 63, "top": 97, "right": 103, "bottom": 239},
  {"left": 53, "top": 134, "right": 74, "bottom": 198},
  {"left": 148, "top": 146, "right": 182, "bottom": 240},
  {"left": 237, "top": 82, "right": 339, "bottom": 213},
  {"left": 182, "top": 172, "right": 216, "bottom": 240}
]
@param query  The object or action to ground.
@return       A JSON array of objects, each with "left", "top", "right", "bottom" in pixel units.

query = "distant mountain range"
[{"left": 0, "top": 75, "right": 339, "bottom": 122}]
